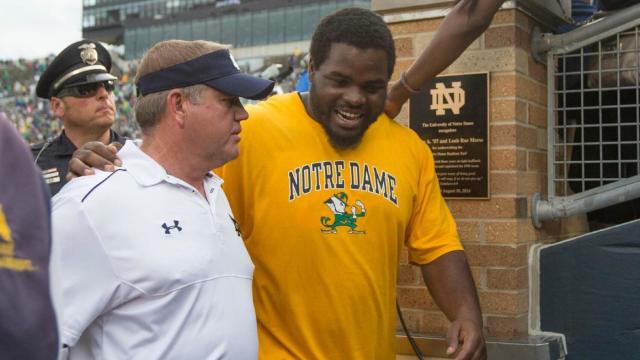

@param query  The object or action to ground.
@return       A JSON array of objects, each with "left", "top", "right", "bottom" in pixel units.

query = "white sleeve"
[{"left": 51, "top": 196, "right": 127, "bottom": 347}]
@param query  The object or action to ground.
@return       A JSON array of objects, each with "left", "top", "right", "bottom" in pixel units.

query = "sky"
[{"left": 0, "top": 0, "right": 82, "bottom": 60}]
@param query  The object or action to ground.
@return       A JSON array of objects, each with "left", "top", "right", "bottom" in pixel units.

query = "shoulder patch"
[{"left": 42, "top": 168, "right": 61, "bottom": 184}]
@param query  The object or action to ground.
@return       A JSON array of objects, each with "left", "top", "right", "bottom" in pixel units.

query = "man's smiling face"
[{"left": 308, "top": 43, "right": 389, "bottom": 149}]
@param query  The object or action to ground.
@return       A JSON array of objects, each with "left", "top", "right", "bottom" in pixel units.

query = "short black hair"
[{"left": 310, "top": 7, "right": 396, "bottom": 77}]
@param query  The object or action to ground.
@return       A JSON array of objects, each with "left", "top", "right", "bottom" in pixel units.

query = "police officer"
[{"left": 33, "top": 40, "right": 125, "bottom": 196}]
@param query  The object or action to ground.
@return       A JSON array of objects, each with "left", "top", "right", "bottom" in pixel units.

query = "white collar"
[{"left": 118, "top": 140, "right": 222, "bottom": 188}]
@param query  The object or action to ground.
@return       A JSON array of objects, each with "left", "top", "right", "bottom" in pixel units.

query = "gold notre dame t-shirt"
[{"left": 218, "top": 92, "right": 462, "bottom": 360}]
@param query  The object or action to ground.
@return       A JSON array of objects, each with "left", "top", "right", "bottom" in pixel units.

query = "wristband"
[{"left": 400, "top": 71, "right": 420, "bottom": 95}]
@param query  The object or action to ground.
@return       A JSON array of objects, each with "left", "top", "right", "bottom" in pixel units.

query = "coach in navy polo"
[{"left": 51, "top": 40, "right": 273, "bottom": 359}]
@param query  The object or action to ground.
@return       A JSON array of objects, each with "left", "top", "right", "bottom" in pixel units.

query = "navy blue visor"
[{"left": 137, "top": 50, "right": 274, "bottom": 100}]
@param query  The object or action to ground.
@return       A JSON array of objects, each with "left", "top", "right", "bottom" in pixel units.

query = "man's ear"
[
  {"left": 50, "top": 97, "right": 65, "bottom": 118},
  {"left": 166, "top": 89, "right": 187, "bottom": 128},
  {"left": 308, "top": 56, "right": 316, "bottom": 83}
]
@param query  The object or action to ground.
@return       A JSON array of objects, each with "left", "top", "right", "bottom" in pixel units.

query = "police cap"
[{"left": 36, "top": 40, "right": 118, "bottom": 99}]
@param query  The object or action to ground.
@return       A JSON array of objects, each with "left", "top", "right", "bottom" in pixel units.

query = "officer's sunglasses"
[{"left": 56, "top": 80, "right": 116, "bottom": 98}]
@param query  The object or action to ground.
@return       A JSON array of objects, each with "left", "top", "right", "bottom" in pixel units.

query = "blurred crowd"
[
  {"left": 0, "top": 57, "right": 139, "bottom": 144},
  {"left": 0, "top": 50, "right": 308, "bottom": 145}
]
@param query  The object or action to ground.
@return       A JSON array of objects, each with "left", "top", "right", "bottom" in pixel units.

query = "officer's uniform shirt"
[
  {"left": 52, "top": 140, "right": 256, "bottom": 359},
  {"left": 31, "top": 130, "right": 125, "bottom": 196}
]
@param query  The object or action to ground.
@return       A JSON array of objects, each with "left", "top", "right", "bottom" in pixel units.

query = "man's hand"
[
  {"left": 446, "top": 318, "right": 486, "bottom": 360},
  {"left": 420, "top": 251, "right": 486, "bottom": 360},
  {"left": 66, "top": 141, "right": 123, "bottom": 180}
]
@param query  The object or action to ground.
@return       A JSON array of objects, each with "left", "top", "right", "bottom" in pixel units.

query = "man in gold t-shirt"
[{"left": 217, "top": 8, "right": 485, "bottom": 360}]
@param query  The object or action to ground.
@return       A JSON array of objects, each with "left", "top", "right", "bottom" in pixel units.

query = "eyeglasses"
[{"left": 56, "top": 80, "right": 116, "bottom": 98}]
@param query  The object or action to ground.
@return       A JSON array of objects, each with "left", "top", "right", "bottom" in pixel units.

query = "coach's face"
[
  {"left": 308, "top": 43, "right": 389, "bottom": 149},
  {"left": 185, "top": 86, "right": 248, "bottom": 169}
]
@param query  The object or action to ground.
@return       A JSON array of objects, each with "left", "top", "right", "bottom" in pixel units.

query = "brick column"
[{"left": 391, "top": 8, "right": 549, "bottom": 340}]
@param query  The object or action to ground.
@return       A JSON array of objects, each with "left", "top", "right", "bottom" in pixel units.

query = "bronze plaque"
[{"left": 409, "top": 72, "right": 489, "bottom": 199}]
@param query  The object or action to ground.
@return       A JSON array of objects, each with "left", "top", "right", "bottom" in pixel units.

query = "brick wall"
[{"left": 392, "top": 9, "right": 551, "bottom": 340}]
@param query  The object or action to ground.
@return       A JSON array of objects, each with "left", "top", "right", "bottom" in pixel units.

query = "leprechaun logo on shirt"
[{"left": 320, "top": 192, "right": 366, "bottom": 234}]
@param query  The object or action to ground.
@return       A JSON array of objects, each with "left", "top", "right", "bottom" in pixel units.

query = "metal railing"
[{"left": 531, "top": 4, "right": 640, "bottom": 227}]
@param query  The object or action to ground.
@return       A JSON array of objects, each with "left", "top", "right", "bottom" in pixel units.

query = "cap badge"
[{"left": 78, "top": 43, "right": 98, "bottom": 65}]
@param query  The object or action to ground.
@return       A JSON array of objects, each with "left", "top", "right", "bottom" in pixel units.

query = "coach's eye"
[{"left": 221, "top": 98, "right": 236, "bottom": 107}]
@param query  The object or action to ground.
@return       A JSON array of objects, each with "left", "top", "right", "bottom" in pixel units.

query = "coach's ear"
[{"left": 166, "top": 89, "right": 187, "bottom": 128}]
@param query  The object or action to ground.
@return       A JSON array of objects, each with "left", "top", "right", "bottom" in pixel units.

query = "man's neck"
[
  {"left": 64, "top": 128, "right": 111, "bottom": 149},
  {"left": 141, "top": 131, "right": 208, "bottom": 198},
  {"left": 299, "top": 92, "right": 318, "bottom": 123}
]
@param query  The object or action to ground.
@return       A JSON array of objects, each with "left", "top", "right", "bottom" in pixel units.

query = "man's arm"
[
  {"left": 385, "top": 0, "right": 503, "bottom": 117},
  {"left": 52, "top": 193, "right": 128, "bottom": 353},
  {"left": 67, "top": 141, "right": 123, "bottom": 179},
  {"left": 421, "top": 250, "right": 486, "bottom": 360}
]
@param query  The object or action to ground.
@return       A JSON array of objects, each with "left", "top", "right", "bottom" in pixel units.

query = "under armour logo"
[
  {"left": 229, "top": 215, "right": 242, "bottom": 237},
  {"left": 162, "top": 220, "right": 182, "bottom": 234},
  {"left": 430, "top": 81, "right": 465, "bottom": 115}
]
